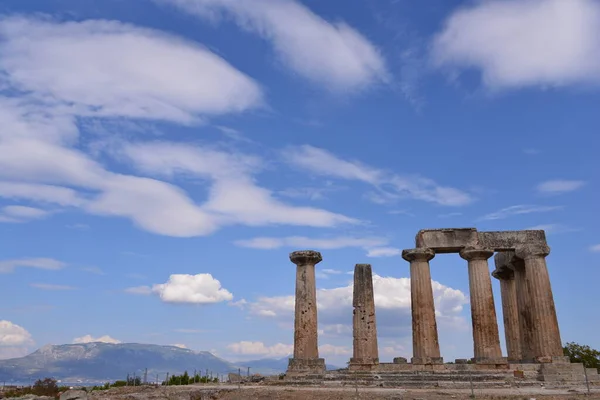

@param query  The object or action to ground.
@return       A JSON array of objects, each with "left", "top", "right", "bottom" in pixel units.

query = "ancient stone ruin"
[{"left": 284, "top": 228, "right": 599, "bottom": 385}]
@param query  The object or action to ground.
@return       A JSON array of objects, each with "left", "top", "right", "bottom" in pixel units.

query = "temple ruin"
[{"left": 284, "top": 228, "right": 599, "bottom": 385}]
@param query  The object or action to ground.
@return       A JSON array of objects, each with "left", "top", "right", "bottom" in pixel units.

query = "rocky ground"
[{"left": 4, "top": 385, "right": 600, "bottom": 400}]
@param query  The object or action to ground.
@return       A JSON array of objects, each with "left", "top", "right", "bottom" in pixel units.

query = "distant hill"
[{"left": 0, "top": 343, "right": 238, "bottom": 382}]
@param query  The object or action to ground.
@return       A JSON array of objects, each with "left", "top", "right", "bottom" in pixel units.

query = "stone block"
[
  {"left": 455, "top": 359, "right": 468, "bottom": 364},
  {"left": 393, "top": 357, "right": 407, "bottom": 364},
  {"left": 478, "top": 230, "right": 547, "bottom": 251},
  {"left": 411, "top": 356, "right": 444, "bottom": 365},
  {"left": 473, "top": 357, "right": 508, "bottom": 365},
  {"left": 60, "top": 390, "right": 88, "bottom": 400},
  {"left": 415, "top": 228, "right": 478, "bottom": 253},
  {"left": 287, "top": 358, "right": 326, "bottom": 373}
]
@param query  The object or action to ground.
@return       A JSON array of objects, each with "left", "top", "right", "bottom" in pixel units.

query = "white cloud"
[
  {"left": 525, "top": 224, "right": 580, "bottom": 234},
  {"left": 30, "top": 283, "right": 77, "bottom": 291},
  {"left": 366, "top": 247, "right": 401, "bottom": 258},
  {"left": 431, "top": 0, "right": 600, "bottom": 89},
  {"left": 0, "top": 320, "right": 34, "bottom": 347},
  {"left": 319, "top": 344, "right": 351, "bottom": 356},
  {"left": 283, "top": 145, "right": 473, "bottom": 206},
  {"left": 0, "top": 320, "right": 34, "bottom": 359},
  {"left": 589, "top": 244, "right": 600, "bottom": 253},
  {"left": 0, "top": 258, "right": 66, "bottom": 274},
  {"left": 80, "top": 266, "right": 104, "bottom": 275},
  {"left": 135, "top": 273, "right": 234, "bottom": 304},
  {"left": 0, "top": 16, "right": 262, "bottom": 122},
  {"left": 245, "top": 274, "right": 468, "bottom": 339},
  {"left": 480, "top": 204, "right": 563, "bottom": 221},
  {"left": 226, "top": 341, "right": 293, "bottom": 358},
  {"left": 162, "top": 0, "right": 388, "bottom": 92},
  {"left": 536, "top": 180, "right": 586, "bottom": 194},
  {"left": 0, "top": 205, "right": 50, "bottom": 223},
  {"left": 234, "top": 236, "right": 387, "bottom": 250},
  {"left": 171, "top": 343, "right": 188, "bottom": 349},
  {"left": 0, "top": 17, "right": 351, "bottom": 238},
  {"left": 73, "top": 334, "right": 121, "bottom": 344}
]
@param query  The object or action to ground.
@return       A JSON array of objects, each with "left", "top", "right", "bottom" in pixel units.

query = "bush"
[{"left": 564, "top": 342, "right": 600, "bottom": 371}]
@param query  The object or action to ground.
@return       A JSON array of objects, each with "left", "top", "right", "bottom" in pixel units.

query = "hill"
[{"left": 0, "top": 343, "right": 238, "bottom": 383}]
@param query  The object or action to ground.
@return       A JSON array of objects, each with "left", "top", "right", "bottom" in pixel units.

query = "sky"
[{"left": 0, "top": 0, "right": 599, "bottom": 368}]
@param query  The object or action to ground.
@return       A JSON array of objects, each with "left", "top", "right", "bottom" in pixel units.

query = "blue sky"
[{"left": 0, "top": 0, "right": 599, "bottom": 366}]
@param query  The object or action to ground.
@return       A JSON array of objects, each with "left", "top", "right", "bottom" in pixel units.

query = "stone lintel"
[
  {"left": 415, "top": 228, "right": 478, "bottom": 253},
  {"left": 287, "top": 358, "right": 326, "bottom": 373},
  {"left": 478, "top": 230, "right": 547, "bottom": 251},
  {"left": 289, "top": 250, "right": 323, "bottom": 266},
  {"left": 472, "top": 357, "right": 508, "bottom": 365},
  {"left": 411, "top": 357, "right": 444, "bottom": 365}
]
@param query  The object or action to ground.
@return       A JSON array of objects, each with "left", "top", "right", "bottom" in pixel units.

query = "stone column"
[
  {"left": 515, "top": 245, "right": 566, "bottom": 363},
  {"left": 492, "top": 254, "right": 522, "bottom": 363},
  {"left": 460, "top": 247, "right": 506, "bottom": 364},
  {"left": 402, "top": 248, "right": 442, "bottom": 365},
  {"left": 350, "top": 264, "right": 379, "bottom": 370},
  {"left": 512, "top": 258, "right": 535, "bottom": 363},
  {"left": 287, "top": 250, "right": 326, "bottom": 373}
]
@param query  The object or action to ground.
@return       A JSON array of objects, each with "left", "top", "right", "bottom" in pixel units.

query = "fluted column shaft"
[
  {"left": 460, "top": 247, "right": 504, "bottom": 363},
  {"left": 350, "top": 264, "right": 379, "bottom": 368},
  {"left": 516, "top": 245, "right": 563, "bottom": 362},
  {"left": 498, "top": 271, "right": 522, "bottom": 362},
  {"left": 402, "top": 248, "right": 442, "bottom": 365},
  {"left": 513, "top": 259, "right": 535, "bottom": 362},
  {"left": 287, "top": 250, "right": 325, "bottom": 373}
]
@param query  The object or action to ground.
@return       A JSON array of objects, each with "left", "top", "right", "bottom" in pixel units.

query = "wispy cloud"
[
  {"left": 431, "top": 0, "right": 600, "bottom": 89},
  {"left": 480, "top": 205, "right": 562, "bottom": 221},
  {"left": 161, "top": 0, "right": 389, "bottom": 92},
  {"left": 0, "top": 258, "right": 66, "bottom": 274},
  {"left": 438, "top": 212, "right": 462, "bottom": 218},
  {"left": 525, "top": 224, "right": 581, "bottom": 234},
  {"left": 30, "top": 283, "right": 77, "bottom": 291},
  {"left": 80, "top": 266, "right": 104, "bottom": 275},
  {"left": 0, "top": 205, "right": 51, "bottom": 223},
  {"left": 283, "top": 145, "right": 473, "bottom": 206},
  {"left": 366, "top": 247, "right": 401, "bottom": 258},
  {"left": 589, "top": 244, "right": 600, "bottom": 253},
  {"left": 536, "top": 180, "right": 586, "bottom": 194}
]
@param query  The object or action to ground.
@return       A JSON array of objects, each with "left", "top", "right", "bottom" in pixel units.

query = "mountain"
[{"left": 0, "top": 343, "right": 239, "bottom": 382}]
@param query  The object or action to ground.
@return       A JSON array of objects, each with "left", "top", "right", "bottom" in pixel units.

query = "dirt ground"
[{"left": 87, "top": 384, "right": 600, "bottom": 400}]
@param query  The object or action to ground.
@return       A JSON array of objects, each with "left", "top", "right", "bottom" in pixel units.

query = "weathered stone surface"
[
  {"left": 478, "top": 230, "right": 547, "bottom": 250},
  {"left": 513, "top": 257, "right": 535, "bottom": 363},
  {"left": 402, "top": 248, "right": 442, "bottom": 365},
  {"left": 515, "top": 245, "right": 564, "bottom": 363},
  {"left": 350, "top": 264, "right": 379, "bottom": 369},
  {"left": 493, "top": 254, "right": 522, "bottom": 362},
  {"left": 455, "top": 358, "right": 468, "bottom": 364},
  {"left": 60, "top": 390, "right": 88, "bottom": 400},
  {"left": 460, "top": 247, "right": 505, "bottom": 364},
  {"left": 393, "top": 357, "right": 407, "bottom": 364},
  {"left": 415, "top": 228, "right": 478, "bottom": 253},
  {"left": 287, "top": 357, "right": 325, "bottom": 373},
  {"left": 288, "top": 250, "right": 323, "bottom": 373}
]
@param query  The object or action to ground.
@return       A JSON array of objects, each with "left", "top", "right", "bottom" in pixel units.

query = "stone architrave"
[
  {"left": 402, "top": 248, "right": 443, "bottom": 365},
  {"left": 460, "top": 247, "right": 506, "bottom": 364},
  {"left": 287, "top": 250, "right": 326, "bottom": 373},
  {"left": 492, "top": 255, "right": 522, "bottom": 363},
  {"left": 350, "top": 264, "right": 379, "bottom": 369},
  {"left": 515, "top": 245, "right": 566, "bottom": 363}
]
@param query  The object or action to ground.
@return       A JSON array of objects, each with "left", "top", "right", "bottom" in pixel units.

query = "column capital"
[
  {"left": 492, "top": 265, "right": 514, "bottom": 281},
  {"left": 290, "top": 250, "right": 322, "bottom": 266},
  {"left": 402, "top": 247, "right": 435, "bottom": 262},
  {"left": 515, "top": 244, "right": 550, "bottom": 260},
  {"left": 459, "top": 246, "right": 494, "bottom": 261}
]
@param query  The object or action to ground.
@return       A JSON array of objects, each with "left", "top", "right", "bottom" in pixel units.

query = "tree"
[
  {"left": 564, "top": 342, "right": 600, "bottom": 371},
  {"left": 32, "top": 378, "right": 59, "bottom": 396}
]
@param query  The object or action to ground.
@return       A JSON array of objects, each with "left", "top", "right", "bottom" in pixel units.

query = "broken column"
[
  {"left": 402, "top": 248, "right": 442, "bottom": 365},
  {"left": 492, "top": 252, "right": 522, "bottom": 363},
  {"left": 350, "top": 264, "right": 379, "bottom": 370},
  {"left": 287, "top": 250, "right": 326, "bottom": 374},
  {"left": 515, "top": 245, "right": 566, "bottom": 363},
  {"left": 460, "top": 246, "right": 506, "bottom": 364}
]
